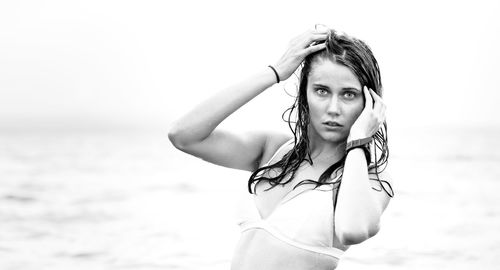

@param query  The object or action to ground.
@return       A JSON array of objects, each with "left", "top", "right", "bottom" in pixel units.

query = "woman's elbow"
[
  {"left": 338, "top": 223, "right": 380, "bottom": 245},
  {"left": 168, "top": 125, "right": 188, "bottom": 150}
]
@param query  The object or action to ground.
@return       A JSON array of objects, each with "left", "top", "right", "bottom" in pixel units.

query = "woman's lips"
[{"left": 323, "top": 121, "right": 343, "bottom": 127}]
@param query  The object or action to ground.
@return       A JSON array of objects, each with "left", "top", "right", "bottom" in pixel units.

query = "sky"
[{"left": 0, "top": 0, "right": 499, "bottom": 131}]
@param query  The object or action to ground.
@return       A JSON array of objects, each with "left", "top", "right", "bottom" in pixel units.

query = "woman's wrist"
[
  {"left": 248, "top": 66, "right": 280, "bottom": 90},
  {"left": 346, "top": 145, "right": 371, "bottom": 165},
  {"left": 268, "top": 65, "right": 281, "bottom": 84},
  {"left": 346, "top": 137, "right": 372, "bottom": 150}
]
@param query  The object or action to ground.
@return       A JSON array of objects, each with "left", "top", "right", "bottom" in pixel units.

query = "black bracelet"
[
  {"left": 268, "top": 65, "right": 281, "bottom": 83},
  {"left": 345, "top": 137, "right": 372, "bottom": 151}
]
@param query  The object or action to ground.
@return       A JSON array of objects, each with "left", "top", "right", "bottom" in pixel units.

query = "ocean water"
[{"left": 0, "top": 126, "right": 499, "bottom": 270}]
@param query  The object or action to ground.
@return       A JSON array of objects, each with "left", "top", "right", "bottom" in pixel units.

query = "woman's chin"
[
  {"left": 319, "top": 133, "right": 348, "bottom": 144},
  {"left": 308, "top": 126, "right": 349, "bottom": 144}
]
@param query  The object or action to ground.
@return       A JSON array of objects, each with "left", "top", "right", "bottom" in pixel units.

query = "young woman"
[{"left": 169, "top": 26, "right": 394, "bottom": 270}]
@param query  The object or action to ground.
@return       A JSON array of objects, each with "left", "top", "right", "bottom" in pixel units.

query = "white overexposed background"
[
  {"left": 1, "top": 1, "right": 499, "bottom": 270},
  {"left": 1, "top": 0, "right": 499, "bottom": 130}
]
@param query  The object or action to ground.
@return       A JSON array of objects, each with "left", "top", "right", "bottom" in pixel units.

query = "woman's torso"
[{"left": 230, "top": 138, "right": 349, "bottom": 270}]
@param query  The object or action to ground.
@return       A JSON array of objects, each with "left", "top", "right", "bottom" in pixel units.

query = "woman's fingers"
[
  {"left": 292, "top": 29, "right": 325, "bottom": 43},
  {"left": 363, "top": 86, "right": 373, "bottom": 110},
  {"left": 311, "top": 32, "right": 328, "bottom": 40},
  {"left": 301, "top": 32, "right": 327, "bottom": 54},
  {"left": 307, "top": 32, "right": 327, "bottom": 46},
  {"left": 289, "top": 30, "right": 327, "bottom": 58},
  {"left": 370, "top": 89, "right": 386, "bottom": 113},
  {"left": 304, "top": 42, "right": 326, "bottom": 55},
  {"left": 275, "top": 28, "right": 329, "bottom": 81},
  {"left": 369, "top": 89, "right": 386, "bottom": 127},
  {"left": 293, "top": 29, "right": 327, "bottom": 47}
]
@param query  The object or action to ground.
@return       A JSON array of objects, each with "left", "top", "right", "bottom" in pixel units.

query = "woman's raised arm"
[
  {"left": 168, "top": 29, "right": 327, "bottom": 172},
  {"left": 168, "top": 68, "right": 280, "bottom": 171}
]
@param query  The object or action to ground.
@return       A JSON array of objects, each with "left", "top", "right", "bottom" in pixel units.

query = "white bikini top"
[{"left": 236, "top": 139, "right": 345, "bottom": 259}]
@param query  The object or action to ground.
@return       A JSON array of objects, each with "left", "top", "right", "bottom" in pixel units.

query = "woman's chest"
[
  {"left": 253, "top": 186, "right": 337, "bottom": 247},
  {"left": 255, "top": 164, "right": 335, "bottom": 218}
]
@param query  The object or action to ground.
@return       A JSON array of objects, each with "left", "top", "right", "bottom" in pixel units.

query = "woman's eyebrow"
[
  {"left": 312, "top": 83, "right": 330, "bottom": 89},
  {"left": 342, "top": 87, "right": 361, "bottom": 92}
]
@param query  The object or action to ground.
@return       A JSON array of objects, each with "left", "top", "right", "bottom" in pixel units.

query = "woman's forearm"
[
  {"left": 335, "top": 148, "right": 382, "bottom": 244},
  {"left": 168, "top": 67, "right": 277, "bottom": 146}
]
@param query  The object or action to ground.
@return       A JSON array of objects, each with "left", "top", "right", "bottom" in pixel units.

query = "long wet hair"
[{"left": 248, "top": 29, "right": 394, "bottom": 200}]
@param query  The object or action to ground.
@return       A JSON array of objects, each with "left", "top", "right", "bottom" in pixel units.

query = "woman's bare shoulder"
[{"left": 259, "top": 133, "right": 294, "bottom": 167}]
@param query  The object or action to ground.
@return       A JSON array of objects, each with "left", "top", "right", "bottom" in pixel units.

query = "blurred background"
[{"left": 1, "top": 0, "right": 499, "bottom": 269}]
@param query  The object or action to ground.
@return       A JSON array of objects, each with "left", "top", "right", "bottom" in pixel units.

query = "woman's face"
[{"left": 306, "top": 59, "right": 364, "bottom": 144}]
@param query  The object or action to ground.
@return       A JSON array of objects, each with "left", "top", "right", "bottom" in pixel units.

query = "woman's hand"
[
  {"left": 273, "top": 29, "right": 328, "bottom": 81},
  {"left": 348, "top": 86, "right": 386, "bottom": 141}
]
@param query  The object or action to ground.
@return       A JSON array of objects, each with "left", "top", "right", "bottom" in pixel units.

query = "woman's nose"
[{"left": 326, "top": 96, "right": 341, "bottom": 115}]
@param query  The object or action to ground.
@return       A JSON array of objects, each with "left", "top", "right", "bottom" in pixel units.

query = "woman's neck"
[{"left": 307, "top": 131, "right": 347, "bottom": 163}]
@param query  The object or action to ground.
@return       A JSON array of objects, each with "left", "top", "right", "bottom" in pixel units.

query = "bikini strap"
[
  {"left": 264, "top": 138, "right": 294, "bottom": 166},
  {"left": 332, "top": 183, "right": 340, "bottom": 246},
  {"left": 332, "top": 184, "right": 340, "bottom": 211}
]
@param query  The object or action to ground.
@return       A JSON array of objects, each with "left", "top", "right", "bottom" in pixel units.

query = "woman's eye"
[
  {"left": 316, "top": 89, "right": 328, "bottom": 95},
  {"left": 343, "top": 92, "right": 356, "bottom": 99}
]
